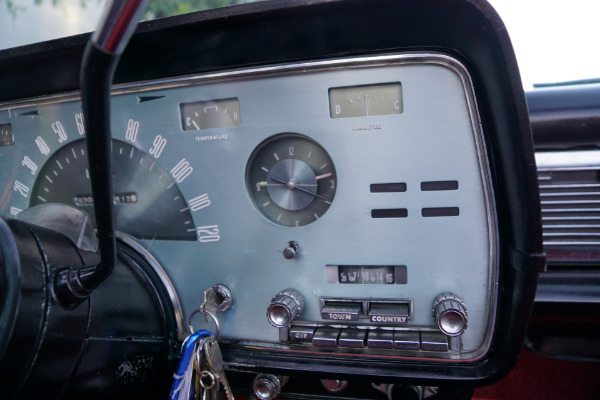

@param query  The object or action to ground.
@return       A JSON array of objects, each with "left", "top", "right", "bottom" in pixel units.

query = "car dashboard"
[
  {"left": 1, "top": 52, "right": 498, "bottom": 357},
  {"left": 0, "top": 1, "right": 556, "bottom": 399}
]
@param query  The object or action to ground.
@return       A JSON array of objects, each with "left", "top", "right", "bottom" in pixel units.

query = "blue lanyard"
[{"left": 169, "top": 330, "right": 213, "bottom": 400}]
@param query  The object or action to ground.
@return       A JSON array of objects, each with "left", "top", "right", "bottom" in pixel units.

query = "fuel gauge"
[{"left": 329, "top": 82, "right": 402, "bottom": 119}]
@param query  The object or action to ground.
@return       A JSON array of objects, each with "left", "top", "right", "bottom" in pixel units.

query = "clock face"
[{"left": 246, "top": 133, "right": 337, "bottom": 227}]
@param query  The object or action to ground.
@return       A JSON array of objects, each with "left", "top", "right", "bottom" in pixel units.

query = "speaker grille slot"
[{"left": 537, "top": 151, "right": 600, "bottom": 248}]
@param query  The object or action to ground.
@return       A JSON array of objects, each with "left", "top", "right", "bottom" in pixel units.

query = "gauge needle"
[{"left": 270, "top": 176, "right": 331, "bottom": 202}]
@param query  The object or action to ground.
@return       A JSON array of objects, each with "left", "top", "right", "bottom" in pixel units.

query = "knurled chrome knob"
[
  {"left": 432, "top": 292, "right": 468, "bottom": 337},
  {"left": 253, "top": 374, "right": 287, "bottom": 400},
  {"left": 267, "top": 288, "right": 304, "bottom": 328}
]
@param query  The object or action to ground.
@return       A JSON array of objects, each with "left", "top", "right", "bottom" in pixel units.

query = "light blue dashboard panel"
[{"left": 0, "top": 54, "right": 497, "bottom": 360}]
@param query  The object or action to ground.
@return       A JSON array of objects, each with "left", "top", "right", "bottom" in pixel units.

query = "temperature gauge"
[
  {"left": 180, "top": 97, "right": 241, "bottom": 130},
  {"left": 329, "top": 82, "right": 402, "bottom": 119}
]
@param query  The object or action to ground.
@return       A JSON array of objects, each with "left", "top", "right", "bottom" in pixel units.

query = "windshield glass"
[{"left": 0, "top": 0, "right": 598, "bottom": 89}]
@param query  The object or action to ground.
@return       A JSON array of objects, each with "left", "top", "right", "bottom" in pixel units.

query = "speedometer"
[{"left": 30, "top": 139, "right": 196, "bottom": 241}]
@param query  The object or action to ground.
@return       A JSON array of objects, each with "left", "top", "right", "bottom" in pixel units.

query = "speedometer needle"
[{"left": 270, "top": 176, "right": 331, "bottom": 203}]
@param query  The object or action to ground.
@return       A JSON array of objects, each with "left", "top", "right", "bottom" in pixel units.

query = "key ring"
[
  {"left": 199, "top": 370, "right": 217, "bottom": 390},
  {"left": 188, "top": 306, "right": 220, "bottom": 340}
]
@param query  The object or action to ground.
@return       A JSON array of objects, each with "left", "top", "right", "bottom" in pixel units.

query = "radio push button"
[
  {"left": 338, "top": 329, "right": 367, "bottom": 348},
  {"left": 421, "top": 332, "right": 449, "bottom": 352},
  {"left": 321, "top": 301, "right": 362, "bottom": 321},
  {"left": 368, "top": 302, "right": 410, "bottom": 324},
  {"left": 290, "top": 326, "right": 315, "bottom": 342},
  {"left": 393, "top": 331, "right": 421, "bottom": 350},
  {"left": 367, "top": 330, "right": 394, "bottom": 349},
  {"left": 312, "top": 327, "right": 341, "bottom": 347}
]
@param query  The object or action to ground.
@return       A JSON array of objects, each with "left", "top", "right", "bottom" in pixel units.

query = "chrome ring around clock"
[{"left": 245, "top": 133, "right": 337, "bottom": 227}]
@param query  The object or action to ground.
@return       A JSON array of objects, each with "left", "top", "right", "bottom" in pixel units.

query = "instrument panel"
[{"left": 0, "top": 54, "right": 496, "bottom": 360}]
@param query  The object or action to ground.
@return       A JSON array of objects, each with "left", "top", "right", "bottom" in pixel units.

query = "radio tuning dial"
[
  {"left": 432, "top": 293, "right": 468, "bottom": 337},
  {"left": 267, "top": 288, "right": 304, "bottom": 328}
]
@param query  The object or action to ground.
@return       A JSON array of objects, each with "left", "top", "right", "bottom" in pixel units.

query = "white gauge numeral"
[
  {"left": 125, "top": 119, "right": 139, "bottom": 143},
  {"left": 197, "top": 225, "right": 220, "bottom": 243},
  {"left": 189, "top": 193, "right": 211, "bottom": 211},
  {"left": 75, "top": 113, "right": 85, "bottom": 135},
  {"left": 9, "top": 207, "right": 22, "bottom": 216},
  {"left": 13, "top": 181, "right": 29, "bottom": 198},
  {"left": 22, "top": 156, "right": 38, "bottom": 175},
  {"left": 170, "top": 158, "right": 193, "bottom": 183},
  {"left": 52, "top": 121, "right": 68, "bottom": 143},
  {"left": 35, "top": 136, "right": 50, "bottom": 156},
  {"left": 149, "top": 135, "right": 167, "bottom": 158},
  {"left": 288, "top": 146, "right": 295, "bottom": 156}
]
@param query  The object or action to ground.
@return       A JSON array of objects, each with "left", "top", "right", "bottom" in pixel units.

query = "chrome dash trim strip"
[{"left": 536, "top": 150, "right": 600, "bottom": 171}]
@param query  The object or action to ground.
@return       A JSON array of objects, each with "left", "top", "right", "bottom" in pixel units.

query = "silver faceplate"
[{"left": 0, "top": 53, "right": 497, "bottom": 361}]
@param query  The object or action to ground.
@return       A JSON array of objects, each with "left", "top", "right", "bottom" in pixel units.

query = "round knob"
[
  {"left": 253, "top": 374, "right": 285, "bottom": 400},
  {"left": 432, "top": 292, "right": 468, "bottom": 336},
  {"left": 267, "top": 288, "right": 304, "bottom": 328},
  {"left": 282, "top": 241, "right": 300, "bottom": 260},
  {"left": 321, "top": 379, "right": 349, "bottom": 394},
  {"left": 388, "top": 384, "right": 424, "bottom": 400}
]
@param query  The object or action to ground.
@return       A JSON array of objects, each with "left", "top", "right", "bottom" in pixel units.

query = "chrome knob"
[
  {"left": 282, "top": 241, "right": 300, "bottom": 259},
  {"left": 432, "top": 292, "right": 468, "bottom": 336},
  {"left": 267, "top": 288, "right": 304, "bottom": 328},
  {"left": 253, "top": 374, "right": 287, "bottom": 400}
]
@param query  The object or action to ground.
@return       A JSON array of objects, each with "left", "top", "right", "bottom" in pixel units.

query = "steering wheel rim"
[{"left": 0, "top": 218, "right": 21, "bottom": 361}]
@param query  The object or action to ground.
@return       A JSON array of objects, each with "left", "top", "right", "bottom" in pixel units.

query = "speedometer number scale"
[
  {"left": 30, "top": 139, "right": 196, "bottom": 241},
  {"left": 246, "top": 133, "right": 336, "bottom": 227}
]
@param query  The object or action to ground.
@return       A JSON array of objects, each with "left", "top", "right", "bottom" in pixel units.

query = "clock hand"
[{"left": 270, "top": 176, "right": 331, "bottom": 203}]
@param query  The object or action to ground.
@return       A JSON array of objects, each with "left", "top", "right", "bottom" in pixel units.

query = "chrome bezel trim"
[
  {"left": 536, "top": 150, "right": 600, "bottom": 171},
  {"left": 0, "top": 52, "right": 498, "bottom": 361},
  {"left": 117, "top": 233, "right": 187, "bottom": 340}
]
